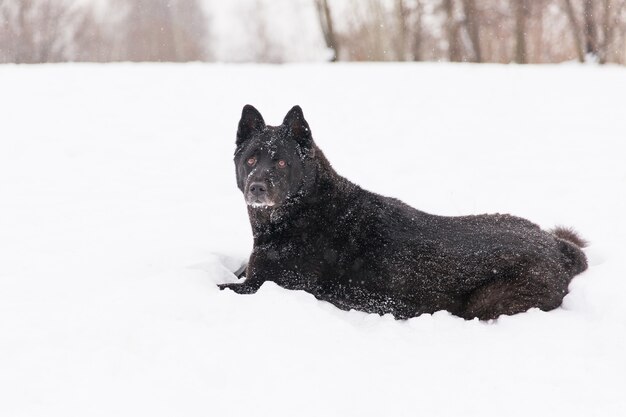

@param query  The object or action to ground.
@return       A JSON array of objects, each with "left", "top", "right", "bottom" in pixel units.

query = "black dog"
[{"left": 219, "top": 105, "right": 588, "bottom": 320}]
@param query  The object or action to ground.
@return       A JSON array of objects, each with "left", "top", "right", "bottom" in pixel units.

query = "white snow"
[{"left": 0, "top": 63, "right": 625, "bottom": 416}]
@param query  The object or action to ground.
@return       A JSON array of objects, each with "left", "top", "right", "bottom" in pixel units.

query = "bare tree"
[
  {"left": 71, "top": 8, "right": 118, "bottom": 62},
  {"left": 170, "top": 0, "right": 211, "bottom": 61},
  {"left": 2, "top": 0, "right": 626, "bottom": 65},
  {"left": 462, "top": 0, "right": 482, "bottom": 62},
  {"left": 598, "top": 0, "right": 626, "bottom": 63},
  {"left": 442, "top": 0, "right": 482, "bottom": 62},
  {"left": 443, "top": 0, "right": 462, "bottom": 61},
  {"left": 114, "top": 0, "right": 208, "bottom": 62},
  {"left": 0, "top": 0, "right": 95, "bottom": 63},
  {"left": 410, "top": 0, "right": 424, "bottom": 61},
  {"left": 394, "top": 0, "right": 410, "bottom": 60},
  {"left": 563, "top": 0, "right": 586, "bottom": 61},
  {"left": 514, "top": 0, "right": 531, "bottom": 63},
  {"left": 562, "top": 0, "right": 626, "bottom": 63},
  {"left": 315, "top": 0, "right": 339, "bottom": 61},
  {"left": 582, "top": 0, "right": 599, "bottom": 57}
]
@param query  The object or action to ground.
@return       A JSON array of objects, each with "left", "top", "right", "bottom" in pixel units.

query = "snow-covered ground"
[{"left": 1, "top": 63, "right": 625, "bottom": 416}]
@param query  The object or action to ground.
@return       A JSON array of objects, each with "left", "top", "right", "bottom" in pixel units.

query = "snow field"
[{"left": 0, "top": 63, "right": 625, "bottom": 416}]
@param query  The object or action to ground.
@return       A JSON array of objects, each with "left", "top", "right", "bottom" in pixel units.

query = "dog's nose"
[{"left": 249, "top": 182, "right": 267, "bottom": 196}]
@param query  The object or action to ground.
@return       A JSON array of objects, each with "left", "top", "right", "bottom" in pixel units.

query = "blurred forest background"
[{"left": 1, "top": 0, "right": 626, "bottom": 65}]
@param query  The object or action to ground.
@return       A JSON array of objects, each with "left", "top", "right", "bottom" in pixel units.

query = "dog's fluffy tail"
[
  {"left": 551, "top": 226, "right": 588, "bottom": 248},
  {"left": 550, "top": 226, "right": 588, "bottom": 276}
]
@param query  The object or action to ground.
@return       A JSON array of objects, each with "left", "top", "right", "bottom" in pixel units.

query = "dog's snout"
[{"left": 249, "top": 182, "right": 268, "bottom": 196}]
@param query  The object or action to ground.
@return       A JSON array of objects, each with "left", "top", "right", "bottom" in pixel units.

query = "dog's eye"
[
  {"left": 277, "top": 160, "right": 287, "bottom": 169},
  {"left": 247, "top": 157, "right": 256, "bottom": 166}
]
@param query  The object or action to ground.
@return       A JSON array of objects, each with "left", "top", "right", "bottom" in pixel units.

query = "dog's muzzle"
[{"left": 245, "top": 181, "right": 274, "bottom": 207}]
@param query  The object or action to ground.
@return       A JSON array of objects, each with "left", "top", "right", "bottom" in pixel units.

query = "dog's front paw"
[
  {"left": 217, "top": 282, "right": 259, "bottom": 294},
  {"left": 217, "top": 282, "right": 249, "bottom": 294},
  {"left": 218, "top": 283, "right": 236, "bottom": 291}
]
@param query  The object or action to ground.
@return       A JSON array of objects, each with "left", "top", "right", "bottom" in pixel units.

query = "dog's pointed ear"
[
  {"left": 283, "top": 105, "right": 312, "bottom": 147},
  {"left": 237, "top": 105, "right": 265, "bottom": 146}
]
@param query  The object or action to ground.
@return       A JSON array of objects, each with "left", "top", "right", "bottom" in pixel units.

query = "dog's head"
[{"left": 234, "top": 105, "right": 315, "bottom": 208}]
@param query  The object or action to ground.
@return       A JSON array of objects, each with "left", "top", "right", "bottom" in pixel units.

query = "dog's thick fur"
[{"left": 219, "top": 105, "right": 588, "bottom": 320}]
